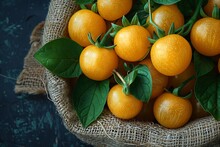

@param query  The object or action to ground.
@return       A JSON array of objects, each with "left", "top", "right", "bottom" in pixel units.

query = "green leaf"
[
  {"left": 110, "top": 23, "right": 123, "bottom": 37},
  {"left": 75, "top": 0, "right": 94, "bottom": 5},
  {"left": 168, "top": 22, "right": 175, "bottom": 35},
  {"left": 131, "top": 13, "right": 140, "bottom": 25},
  {"left": 177, "top": 0, "right": 196, "bottom": 20},
  {"left": 129, "top": 65, "right": 152, "bottom": 102},
  {"left": 122, "top": 16, "right": 131, "bottom": 27},
  {"left": 195, "top": 70, "right": 220, "bottom": 120},
  {"left": 212, "top": 4, "right": 220, "bottom": 19},
  {"left": 126, "top": 0, "right": 149, "bottom": 26},
  {"left": 193, "top": 51, "right": 215, "bottom": 78},
  {"left": 34, "top": 38, "right": 83, "bottom": 78},
  {"left": 72, "top": 74, "right": 109, "bottom": 128},
  {"left": 125, "top": 70, "right": 138, "bottom": 86},
  {"left": 153, "top": 0, "right": 181, "bottom": 5}
]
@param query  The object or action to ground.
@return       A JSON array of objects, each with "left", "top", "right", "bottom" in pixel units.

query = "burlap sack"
[{"left": 17, "top": 0, "right": 220, "bottom": 146}]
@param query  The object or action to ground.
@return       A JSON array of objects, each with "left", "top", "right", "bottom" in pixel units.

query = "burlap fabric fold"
[
  {"left": 15, "top": 22, "right": 46, "bottom": 94},
  {"left": 16, "top": 0, "right": 220, "bottom": 146}
]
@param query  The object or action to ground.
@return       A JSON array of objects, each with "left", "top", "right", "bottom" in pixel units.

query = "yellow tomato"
[
  {"left": 79, "top": 45, "right": 118, "bottom": 81},
  {"left": 114, "top": 25, "right": 151, "bottom": 62},
  {"left": 154, "top": 92, "right": 192, "bottom": 129},
  {"left": 107, "top": 84, "right": 143, "bottom": 119},
  {"left": 97, "top": 0, "right": 132, "bottom": 21},
  {"left": 68, "top": 9, "right": 106, "bottom": 47},
  {"left": 150, "top": 34, "right": 192, "bottom": 76},
  {"left": 190, "top": 17, "right": 220, "bottom": 56},
  {"left": 147, "top": 4, "right": 184, "bottom": 36}
]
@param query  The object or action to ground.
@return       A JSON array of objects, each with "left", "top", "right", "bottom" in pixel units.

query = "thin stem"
[
  {"left": 175, "top": 0, "right": 204, "bottom": 35},
  {"left": 148, "top": 0, "right": 164, "bottom": 37},
  {"left": 173, "top": 75, "right": 195, "bottom": 98},
  {"left": 100, "top": 26, "right": 113, "bottom": 46},
  {"left": 113, "top": 69, "right": 130, "bottom": 95},
  {"left": 113, "top": 69, "right": 126, "bottom": 86}
]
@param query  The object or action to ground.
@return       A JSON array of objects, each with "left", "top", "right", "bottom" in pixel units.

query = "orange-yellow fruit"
[
  {"left": 153, "top": 92, "right": 192, "bottom": 129},
  {"left": 150, "top": 34, "right": 192, "bottom": 76},
  {"left": 147, "top": 4, "right": 184, "bottom": 36},
  {"left": 107, "top": 84, "right": 143, "bottom": 119},
  {"left": 68, "top": 9, "right": 106, "bottom": 47}
]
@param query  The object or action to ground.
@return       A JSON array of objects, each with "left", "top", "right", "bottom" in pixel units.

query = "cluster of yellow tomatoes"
[{"left": 67, "top": 0, "right": 220, "bottom": 129}]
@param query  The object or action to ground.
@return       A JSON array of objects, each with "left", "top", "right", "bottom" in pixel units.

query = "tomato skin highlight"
[
  {"left": 114, "top": 25, "right": 151, "bottom": 62},
  {"left": 68, "top": 9, "right": 106, "bottom": 47},
  {"left": 97, "top": 0, "right": 132, "bottom": 21},
  {"left": 153, "top": 92, "right": 192, "bottom": 129},
  {"left": 190, "top": 17, "right": 220, "bottom": 56},
  {"left": 150, "top": 34, "right": 192, "bottom": 76},
  {"left": 107, "top": 84, "right": 143, "bottom": 120},
  {"left": 79, "top": 45, "right": 118, "bottom": 81}
]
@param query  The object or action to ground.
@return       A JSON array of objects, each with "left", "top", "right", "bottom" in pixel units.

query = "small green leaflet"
[
  {"left": 75, "top": 0, "right": 94, "bottom": 5},
  {"left": 34, "top": 38, "right": 82, "bottom": 78},
  {"left": 195, "top": 70, "right": 220, "bottom": 120},
  {"left": 153, "top": 0, "right": 181, "bottom": 5},
  {"left": 72, "top": 74, "right": 109, "bottom": 128},
  {"left": 193, "top": 51, "right": 215, "bottom": 78},
  {"left": 127, "top": 65, "right": 152, "bottom": 102}
]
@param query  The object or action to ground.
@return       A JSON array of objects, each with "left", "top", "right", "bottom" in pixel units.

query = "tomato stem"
[
  {"left": 172, "top": 75, "right": 195, "bottom": 98},
  {"left": 148, "top": 0, "right": 165, "bottom": 38},
  {"left": 113, "top": 69, "right": 130, "bottom": 95},
  {"left": 175, "top": 0, "right": 204, "bottom": 36},
  {"left": 100, "top": 27, "right": 113, "bottom": 47}
]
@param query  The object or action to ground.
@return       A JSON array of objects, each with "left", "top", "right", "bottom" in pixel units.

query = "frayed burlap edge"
[{"left": 15, "top": 22, "right": 46, "bottom": 95}]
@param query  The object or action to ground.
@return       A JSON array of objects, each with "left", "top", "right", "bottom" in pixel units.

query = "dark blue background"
[{"left": 0, "top": 0, "right": 92, "bottom": 146}]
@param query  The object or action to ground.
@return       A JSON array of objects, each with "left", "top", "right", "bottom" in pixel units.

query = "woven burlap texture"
[
  {"left": 17, "top": 0, "right": 220, "bottom": 146},
  {"left": 15, "top": 22, "right": 46, "bottom": 94}
]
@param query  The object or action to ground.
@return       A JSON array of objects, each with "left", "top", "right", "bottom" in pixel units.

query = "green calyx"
[
  {"left": 110, "top": 13, "right": 142, "bottom": 37},
  {"left": 147, "top": 0, "right": 204, "bottom": 43},
  {"left": 200, "top": 4, "right": 220, "bottom": 19},
  {"left": 113, "top": 64, "right": 152, "bottom": 103},
  {"left": 172, "top": 75, "right": 195, "bottom": 99},
  {"left": 88, "top": 27, "right": 116, "bottom": 49},
  {"left": 113, "top": 69, "right": 131, "bottom": 95}
]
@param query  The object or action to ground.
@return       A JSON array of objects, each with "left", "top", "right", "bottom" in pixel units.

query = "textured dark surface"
[{"left": 0, "top": 0, "right": 91, "bottom": 146}]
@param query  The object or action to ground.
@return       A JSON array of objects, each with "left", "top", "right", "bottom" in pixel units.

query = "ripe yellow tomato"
[
  {"left": 204, "top": 0, "right": 220, "bottom": 17},
  {"left": 114, "top": 25, "right": 151, "bottom": 62},
  {"left": 79, "top": 45, "right": 118, "bottom": 81},
  {"left": 167, "top": 62, "right": 195, "bottom": 96},
  {"left": 147, "top": 4, "right": 184, "bottom": 36},
  {"left": 140, "top": 58, "right": 168, "bottom": 99},
  {"left": 97, "top": 0, "right": 132, "bottom": 21},
  {"left": 150, "top": 34, "right": 192, "bottom": 76},
  {"left": 107, "top": 84, "right": 143, "bottom": 119},
  {"left": 153, "top": 92, "right": 192, "bottom": 129},
  {"left": 68, "top": 9, "right": 106, "bottom": 47},
  {"left": 191, "top": 17, "right": 220, "bottom": 56}
]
